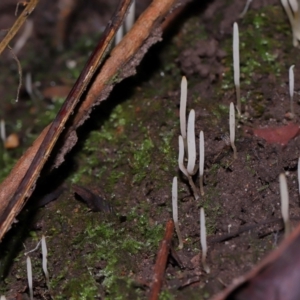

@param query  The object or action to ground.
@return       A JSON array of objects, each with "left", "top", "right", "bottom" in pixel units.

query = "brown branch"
[
  {"left": 0, "top": 0, "right": 39, "bottom": 56},
  {"left": 53, "top": 0, "right": 180, "bottom": 167},
  {"left": 0, "top": 0, "right": 185, "bottom": 241},
  {"left": 0, "top": 0, "right": 133, "bottom": 241},
  {"left": 149, "top": 219, "right": 174, "bottom": 300}
]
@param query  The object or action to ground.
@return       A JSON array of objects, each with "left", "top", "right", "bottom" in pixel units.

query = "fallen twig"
[
  {"left": 208, "top": 217, "right": 300, "bottom": 244},
  {"left": 0, "top": 0, "right": 185, "bottom": 241},
  {"left": 149, "top": 219, "right": 174, "bottom": 300},
  {"left": 52, "top": 0, "right": 182, "bottom": 167},
  {"left": 0, "top": 0, "right": 39, "bottom": 56},
  {"left": 0, "top": 0, "right": 133, "bottom": 241}
]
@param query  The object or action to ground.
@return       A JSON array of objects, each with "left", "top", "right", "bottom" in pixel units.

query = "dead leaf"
[
  {"left": 212, "top": 222, "right": 300, "bottom": 300},
  {"left": 252, "top": 123, "right": 300, "bottom": 146}
]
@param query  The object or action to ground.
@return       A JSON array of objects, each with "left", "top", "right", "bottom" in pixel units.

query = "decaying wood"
[
  {"left": 0, "top": 0, "right": 184, "bottom": 242},
  {"left": 149, "top": 219, "right": 174, "bottom": 300},
  {"left": 212, "top": 222, "right": 300, "bottom": 300},
  {"left": 0, "top": 0, "right": 39, "bottom": 56},
  {"left": 0, "top": 0, "right": 133, "bottom": 241},
  {"left": 52, "top": 0, "right": 181, "bottom": 167},
  {"left": 0, "top": 124, "right": 49, "bottom": 224}
]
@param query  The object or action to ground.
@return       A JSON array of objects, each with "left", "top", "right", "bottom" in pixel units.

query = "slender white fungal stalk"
[
  {"left": 289, "top": 65, "right": 295, "bottom": 116},
  {"left": 279, "top": 173, "right": 290, "bottom": 237},
  {"left": 0, "top": 119, "right": 6, "bottom": 143},
  {"left": 298, "top": 157, "right": 300, "bottom": 194},
  {"left": 115, "top": 23, "right": 124, "bottom": 45},
  {"left": 200, "top": 207, "right": 210, "bottom": 274},
  {"left": 125, "top": 0, "right": 135, "bottom": 32},
  {"left": 281, "top": 0, "right": 300, "bottom": 47},
  {"left": 0, "top": 296, "right": 7, "bottom": 300},
  {"left": 178, "top": 135, "right": 200, "bottom": 201},
  {"left": 24, "top": 240, "right": 41, "bottom": 256},
  {"left": 199, "top": 131, "right": 205, "bottom": 196},
  {"left": 233, "top": 22, "right": 241, "bottom": 115},
  {"left": 229, "top": 103, "right": 237, "bottom": 159},
  {"left": 187, "top": 109, "right": 196, "bottom": 175},
  {"left": 172, "top": 177, "right": 183, "bottom": 249},
  {"left": 13, "top": 19, "right": 33, "bottom": 55},
  {"left": 25, "top": 72, "right": 33, "bottom": 98},
  {"left": 239, "top": 0, "right": 253, "bottom": 18},
  {"left": 289, "top": 0, "right": 299, "bottom": 12},
  {"left": 180, "top": 76, "right": 188, "bottom": 142},
  {"left": 178, "top": 135, "right": 188, "bottom": 177},
  {"left": 27, "top": 256, "right": 33, "bottom": 300},
  {"left": 41, "top": 235, "right": 50, "bottom": 288}
]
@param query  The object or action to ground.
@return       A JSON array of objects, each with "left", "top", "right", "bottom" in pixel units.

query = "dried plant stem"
[
  {"left": 0, "top": 0, "right": 179, "bottom": 242},
  {"left": 0, "top": 0, "right": 133, "bottom": 241},
  {"left": 0, "top": 0, "right": 39, "bottom": 56},
  {"left": 149, "top": 219, "right": 174, "bottom": 300}
]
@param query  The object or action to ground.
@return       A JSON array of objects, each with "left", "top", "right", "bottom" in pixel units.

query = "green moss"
[
  {"left": 3, "top": 3, "right": 292, "bottom": 298},
  {"left": 158, "top": 128, "right": 177, "bottom": 171},
  {"left": 220, "top": 5, "right": 289, "bottom": 96},
  {"left": 36, "top": 97, "right": 65, "bottom": 127},
  {"left": 159, "top": 290, "right": 175, "bottom": 300},
  {"left": 0, "top": 148, "right": 18, "bottom": 182},
  {"left": 59, "top": 212, "right": 162, "bottom": 298},
  {"left": 129, "top": 137, "right": 154, "bottom": 184},
  {"left": 203, "top": 196, "right": 222, "bottom": 235}
]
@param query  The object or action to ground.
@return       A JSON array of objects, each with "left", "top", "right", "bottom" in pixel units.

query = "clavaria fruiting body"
[
  {"left": 200, "top": 207, "right": 210, "bottom": 273},
  {"left": 41, "top": 235, "right": 50, "bottom": 288},
  {"left": 199, "top": 131, "right": 205, "bottom": 196},
  {"left": 233, "top": 22, "right": 241, "bottom": 115},
  {"left": 187, "top": 109, "right": 196, "bottom": 175},
  {"left": 172, "top": 177, "right": 183, "bottom": 249},
  {"left": 125, "top": 0, "right": 135, "bottom": 32},
  {"left": 115, "top": 0, "right": 136, "bottom": 45},
  {"left": 279, "top": 173, "right": 290, "bottom": 237},
  {"left": 281, "top": 0, "right": 300, "bottom": 47},
  {"left": 180, "top": 76, "right": 188, "bottom": 145},
  {"left": 27, "top": 256, "right": 33, "bottom": 300},
  {"left": 178, "top": 135, "right": 200, "bottom": 201},
  {"left": 0, "top": 119, "right": 5, "bottom": 143},
  {"left": 289, "top": 65, "right": 295, "bottom": 116},
  {"left": 229, "top": 102, "right": 237, "bottom": 159}
]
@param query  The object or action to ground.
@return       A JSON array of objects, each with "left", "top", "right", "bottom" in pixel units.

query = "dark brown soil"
[{"left": 1, "top": 0, "right": 300, "bottom": 299}]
